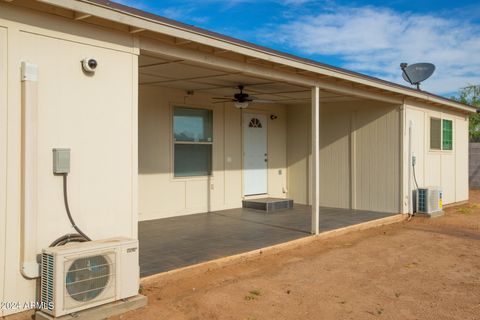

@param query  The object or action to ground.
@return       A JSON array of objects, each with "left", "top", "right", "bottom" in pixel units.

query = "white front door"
[{"left": 243, "top": 113, "right": 268, "bottom": 195}]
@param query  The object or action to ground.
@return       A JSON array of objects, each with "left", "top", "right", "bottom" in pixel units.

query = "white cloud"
[
  {"left": 160, "top": 7, "right": 191, "bottom": 20},
  {"left": 261, "top": 6, "right": 480, "bottom": 95}
]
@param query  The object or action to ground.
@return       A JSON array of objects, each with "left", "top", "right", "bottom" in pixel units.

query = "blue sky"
[{"left": 117, "top": 0, "right": 480, "bottom": 97}]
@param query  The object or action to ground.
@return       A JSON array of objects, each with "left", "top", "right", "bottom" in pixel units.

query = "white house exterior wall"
[
  {"left": 138, "top": 85, "right": 288, "bottom": 221},
  {"left": 0, "top": 4, "right": 138, "bottom": 316},
  {"left": 402, "top": 102, "right": 469, "bottom": 211}
]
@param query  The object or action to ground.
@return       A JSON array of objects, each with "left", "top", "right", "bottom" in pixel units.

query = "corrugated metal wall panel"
[
  {"left": 319, "top": 109, "right": 350, "bottom": 208},
  {"left": 455, "top": 118, "right": 469, "bottom": 200},
  {"left": 354, "top": 106, "right": 400, "bottom": 213},
  {"left": 468, "top": 143, "right": 480, "bottom": 189},
  {"left": 286, "top": 103, "right": 310, "bottom": 204},
  {"left": 287, "top": 101, "right": 401, "bottom": 212}
]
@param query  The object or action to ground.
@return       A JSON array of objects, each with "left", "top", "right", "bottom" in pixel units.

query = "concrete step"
[
  {"left": 35, "top": 295, "right": 147, "bottom": 320},
  {"left": 416, "top": 211, "right": 444, "bottom": 218},
  {"left": 242, "top": 198, "right": 294, "bottom": 212}
]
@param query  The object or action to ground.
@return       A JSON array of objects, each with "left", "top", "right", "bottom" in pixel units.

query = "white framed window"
[
  {"left": 430, "top": 117, "right": 453, "bottom": 151},
  {"left": 173, "top": 107, "right": 213, "bottom": 177}
]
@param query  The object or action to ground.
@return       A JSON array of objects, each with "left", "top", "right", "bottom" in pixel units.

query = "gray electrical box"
[{"left": 53, "top": 148, "right": 70, "bottom": 174}]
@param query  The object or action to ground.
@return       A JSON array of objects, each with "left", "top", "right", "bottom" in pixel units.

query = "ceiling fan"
[{"left": 212, "top": 85, "right": 272, "bottom": 109}]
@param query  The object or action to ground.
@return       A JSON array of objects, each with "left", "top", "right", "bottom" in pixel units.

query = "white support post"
[{"left": 311, "top": 86, "right": 320, "bottom": 235}]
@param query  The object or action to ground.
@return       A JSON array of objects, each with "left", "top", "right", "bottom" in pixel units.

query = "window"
[
  {"left": 442, "top": 119, "right": 453, "bottom": 150},
  {"left": 173, "top": 107, "right": 213, "bottom": 177},
  {"left": 248, "top": 118, "right": 263, "bottom": 128},
  {"left": 430, "top": 117, "right": 453, "bottom": 151},
  {"left": 430, "top": 118, "right": 441, "bottom": 150}
]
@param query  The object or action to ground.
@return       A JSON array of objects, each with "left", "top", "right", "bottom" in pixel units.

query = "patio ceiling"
[{"left": 139, "top": 53, "right": 360, "bottom": 104}]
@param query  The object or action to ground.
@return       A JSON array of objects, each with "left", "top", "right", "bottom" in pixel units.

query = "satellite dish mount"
[{"left": 400, "top": 62, "right": 435, "bottom": 90}]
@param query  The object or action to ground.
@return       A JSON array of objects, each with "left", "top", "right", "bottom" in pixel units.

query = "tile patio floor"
[{"left": 139, "top": 205, "right": 396, "bottom": 277}]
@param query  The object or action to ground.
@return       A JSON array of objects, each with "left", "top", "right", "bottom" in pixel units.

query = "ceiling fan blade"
[
  {"left": 251, "top": 99, "right": 275, "bottom": 103},
  {"left": 212, "top": 100, "right": 233, "bottom": 104},
  {"left": 212, "top": 97, "right": 233, "bottom": 100}
]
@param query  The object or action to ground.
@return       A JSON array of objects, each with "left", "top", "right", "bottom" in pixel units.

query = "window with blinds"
[{"left": 173, "top": 107, "right": 213, "bottom": 177}]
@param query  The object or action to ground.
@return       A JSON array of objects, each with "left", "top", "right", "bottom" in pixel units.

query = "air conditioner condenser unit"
[
  {"left": 416, "top": 187, "right": 443, "bottom": 217},
  {"left": 40, "top": 237, "right": 139, "bottom": 317}
]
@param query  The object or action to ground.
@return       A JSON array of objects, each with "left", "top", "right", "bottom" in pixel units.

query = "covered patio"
[
  {"left": 139, "top": 206, "right": 398, "bottom": 276},
  {"left": 137, "top": 36, "right": 403, "bottom": 277}
]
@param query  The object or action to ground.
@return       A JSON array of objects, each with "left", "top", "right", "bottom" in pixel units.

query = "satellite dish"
[{"left": 400, "top": 62, "right": 435, "bottom": 90}]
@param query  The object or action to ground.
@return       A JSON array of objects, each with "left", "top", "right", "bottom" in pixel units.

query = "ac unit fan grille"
[
  {"left": 65, "top": 255, "right": 111, "bottom": 302},
  {"left": 418, "top": 189, "right": 427, "bottom": 212},
  {"left": 41, "top": 253, "right": 55, "bottom": 309}
]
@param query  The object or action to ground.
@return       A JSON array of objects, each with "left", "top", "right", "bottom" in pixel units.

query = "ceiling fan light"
[{"left": 234, "top": 101, "right": 249, "bottom": 109}]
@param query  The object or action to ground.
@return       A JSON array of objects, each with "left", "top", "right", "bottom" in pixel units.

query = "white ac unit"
[
  {"left": 40, "top": 237, "right": 139, "bottom": 317},
  {"left": 417, "top": 187, "right": 443, "bottom": 214}
]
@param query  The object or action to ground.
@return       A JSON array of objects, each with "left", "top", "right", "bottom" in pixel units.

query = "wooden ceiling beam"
[
  {"left": 74, "top": 11, "right": 91, "bottom": 20},
  {"left": 129, "top": 26, "right": 145, "bottom": 34}
]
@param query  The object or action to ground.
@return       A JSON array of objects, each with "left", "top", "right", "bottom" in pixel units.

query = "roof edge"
[{"left": 35, "top": 0, "right": 477, "bottom": 114}]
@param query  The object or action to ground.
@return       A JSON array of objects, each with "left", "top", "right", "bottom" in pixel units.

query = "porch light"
[{"left": 234, "top": 101, "right": 249, "bottom": 109}]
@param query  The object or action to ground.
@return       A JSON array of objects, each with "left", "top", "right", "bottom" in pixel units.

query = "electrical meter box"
[{"left": 52, "top": 148, "right": 70, "bottom": 174}]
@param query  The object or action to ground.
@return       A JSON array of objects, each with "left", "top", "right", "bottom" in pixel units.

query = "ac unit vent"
[
  {"left": 417, "top": 187, "right": 442, "bottom": 214},
  {"left": 41, "top": 253, "right": 55, "bottom": 310}
]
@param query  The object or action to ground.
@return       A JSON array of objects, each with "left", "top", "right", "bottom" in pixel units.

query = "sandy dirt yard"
[
  {"left": 110, "top": 191, "right": 480, "bottom": 320},
  {"left": 4, "top": 192, "right": 479, "bottom": 320}
]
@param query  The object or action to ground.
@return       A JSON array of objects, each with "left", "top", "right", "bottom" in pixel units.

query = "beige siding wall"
[
  {"left": 0, "top": 26, "right": 7, "bottom": 311},
  {"left": 0, "top": 4, "right": 137, "bottom": 315},
  {"left": 354, "top": 103, "right": 400, "bottom": 212},
  {"left": 319, "top": 106, "right": 352, "bottom": 208},
  {"left": 403, "top": 103, "right": 469, "bottom": 209},
  {"left": 287, "top": 100, "right": 400, "bottom": 213},
  {"left": 138, "top": 86, "right": 288, "bottom": 221},
  {"left": 286, "top": 104, "right": 310, "bottom": 204}
]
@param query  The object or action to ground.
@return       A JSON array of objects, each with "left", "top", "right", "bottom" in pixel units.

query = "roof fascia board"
[{"left": 37, "top": 0, "right": 475, "bottom": 113}]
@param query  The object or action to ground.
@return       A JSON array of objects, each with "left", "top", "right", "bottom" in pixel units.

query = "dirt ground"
[{"left": 111, "top": 191, "right": 480, "bottom": 320}]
